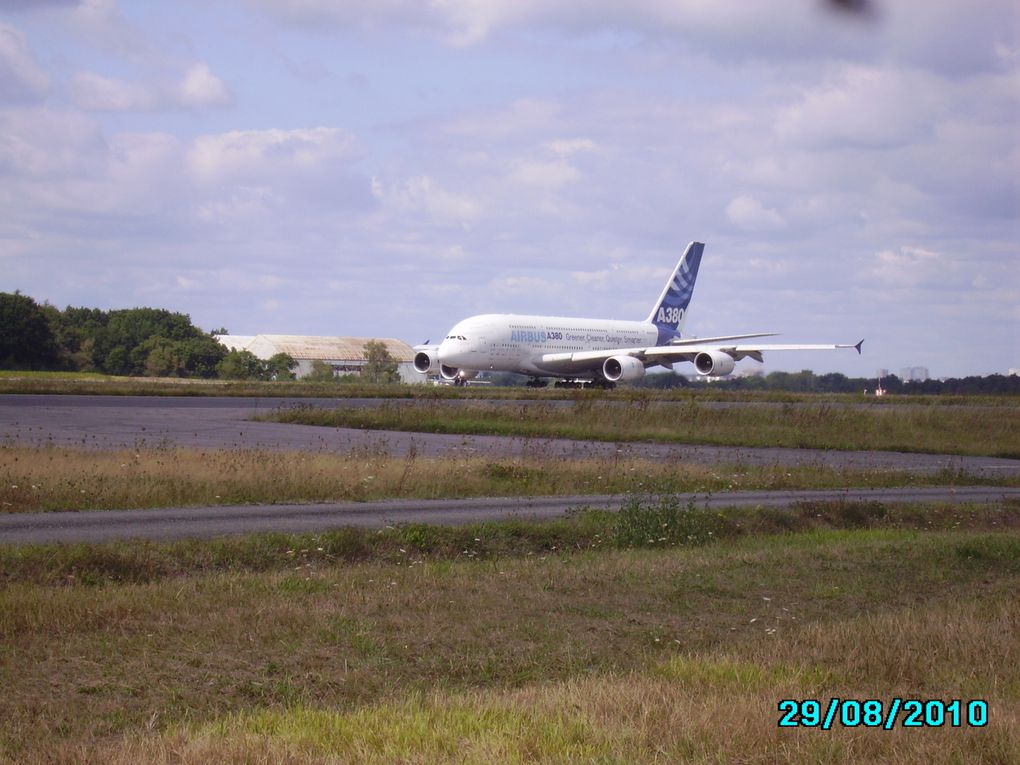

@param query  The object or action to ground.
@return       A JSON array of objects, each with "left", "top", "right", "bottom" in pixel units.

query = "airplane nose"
[{"left": 437, "top": 341, "right": 457, "bottom": 365}]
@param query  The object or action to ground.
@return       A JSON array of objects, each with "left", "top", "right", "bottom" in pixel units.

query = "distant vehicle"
[{"left": 414, "top": 241, "right": 862, "bottom": 387}]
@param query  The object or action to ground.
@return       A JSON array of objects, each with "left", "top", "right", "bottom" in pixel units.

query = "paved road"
[
  {"left": 2, "top": 487, "right": 1018, "bottom": 545},
  {"left": 2, "top": 395, "right": 1019, "bottom": 476}
]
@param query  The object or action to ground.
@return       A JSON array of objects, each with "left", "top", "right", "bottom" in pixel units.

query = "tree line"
[
  {"left": 629, "top": 368, "right": 1020, "bottom": 395},
  {"left": 0, "top": 291, "right": 399, "bottom": 383}
]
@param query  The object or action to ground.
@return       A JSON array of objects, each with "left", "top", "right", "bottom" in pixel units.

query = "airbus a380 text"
[{"left": 414, "top": 241, "right": 862, "bottom": 387}]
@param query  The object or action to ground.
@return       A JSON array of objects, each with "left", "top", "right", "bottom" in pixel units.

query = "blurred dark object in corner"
[{"left": 825, "top": 0, "right": 875, "bottom": 16}]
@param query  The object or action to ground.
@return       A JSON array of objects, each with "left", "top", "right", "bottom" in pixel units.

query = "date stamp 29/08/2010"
[{"left": 777, "top": 698, "right": 988, "bottom": 730}]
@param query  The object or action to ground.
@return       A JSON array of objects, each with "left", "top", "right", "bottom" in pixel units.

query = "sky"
[{"left": 1, "top": 0, "right": 1017, "bottom": 379}]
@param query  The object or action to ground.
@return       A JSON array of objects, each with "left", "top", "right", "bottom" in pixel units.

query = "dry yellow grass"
[
  {"left": 0, "top": 445, "right": 996, "bottom": 513},
  {"left": 2, "top": 531, "right": 1017, "bottom": 764},
  {"left": 88, "top": 598, "right": 1020, "bottom": 764}
]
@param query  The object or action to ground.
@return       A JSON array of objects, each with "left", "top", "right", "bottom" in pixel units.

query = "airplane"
[{"left": 413, "top": 241, "right": 862, "bottom": 388}]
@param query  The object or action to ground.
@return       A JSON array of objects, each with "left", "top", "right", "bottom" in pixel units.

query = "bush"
[{"left": 613, "top": 494, "right": 722, "bottom": 548}]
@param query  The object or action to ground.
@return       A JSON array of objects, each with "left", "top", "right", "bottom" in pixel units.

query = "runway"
[
  {"left": 3, "top": 487, "right": 1018, "bottom": 545},
  {"left": 3, "top": 394, "right": 1019, "bottom": 476}
]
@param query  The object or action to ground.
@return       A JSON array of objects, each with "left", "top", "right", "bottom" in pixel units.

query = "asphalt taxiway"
[
  {"left": 2, "top": 394, "right": 1018, "bottom": 544},
  {"left": 3, "top": 487, "right": 1018, "bottom": 545},
  {"left": 2, "top": 394, "right": 1018, "bottom": 476}
]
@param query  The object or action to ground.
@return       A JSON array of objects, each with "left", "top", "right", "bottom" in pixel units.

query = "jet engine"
[
  {"left": 440, "top": 365, "right": 477, "bottom": 383},
  {"left": 603, "top": 355, "right": 646, "bottom": 382},
  {"left": 694, "top": 350, "right": 735, "bottom": 376},
  {"left": 413, "top": 350, "right": 439, "bottom": 374}
]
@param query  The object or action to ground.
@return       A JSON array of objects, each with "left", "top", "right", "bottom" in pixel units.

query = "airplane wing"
[
  {"left": 665, "top": 332, "right": 779, "bottom": 345},
  {"left": 537, "top": 339, "right": 863, "bottom": 376},
  {"left": 643, "top": 341, "right": 863, "bottom": 364}
]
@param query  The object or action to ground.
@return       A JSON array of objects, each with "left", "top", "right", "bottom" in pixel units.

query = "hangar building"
[{"left": 215, "top": 334, "right": 424, "bottom": 383}]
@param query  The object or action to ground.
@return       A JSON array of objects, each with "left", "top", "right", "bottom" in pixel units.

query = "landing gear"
[
  {"left": 526, "top": 378, "right": 548, "bottom": 388},
  {"left": 551, "top": 378, "right": 616, "bottom": 390}
]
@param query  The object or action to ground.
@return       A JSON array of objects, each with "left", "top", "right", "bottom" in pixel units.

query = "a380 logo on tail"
[{"left": 657, "top": 306, "right": 684, "bottom": 324}]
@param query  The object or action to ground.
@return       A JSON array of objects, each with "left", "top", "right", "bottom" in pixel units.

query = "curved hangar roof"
[{"left": 217, "top": 335, "right": 415, "bottom": 363}]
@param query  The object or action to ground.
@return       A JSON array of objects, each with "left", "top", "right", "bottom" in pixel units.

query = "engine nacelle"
[
  {"left": 694, "top": 350, "right": 736, "bottom": 377},
  {"left": 603, "top": 355, "right": 646, "bottom": 382},
  {"left": 440, "top": 364, "right": 477, "bottom": 382},
  {"left": 413, "top": 350, "right": 439, "bottom": 374}
]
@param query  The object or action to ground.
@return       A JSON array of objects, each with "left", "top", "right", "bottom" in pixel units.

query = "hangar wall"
[{"left": 214, "top": 334, "right": 425, "bottom": 383}]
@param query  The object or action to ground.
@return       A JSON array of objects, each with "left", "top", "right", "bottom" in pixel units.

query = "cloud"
[
  {"left": 70, "top": 63, "right": 233, "bottom": 112},
  {"left": 774, "top": 66, "right": 943, "bottom": 150},
  {"left": 379, "top": 175, "right": 480, "bottom": 224},
  {"left": 726, "top": 196, "right": 787, "bottom": 232},
  {"left": 177, "top": 63, "right": 232, "bottom": 108},
  {"left": 868, "top": 245, "right": 956, "bottom": 289},
  {"left": 0, "top": 0, "right": 80, "bottom": 11},
  {"left": 246, "top": 0, "right": 1017, "bottom": 75},
  {"left": 0, "top": 111, "right": 370, "bottom": 238},
  {"left": 187, "top": 127, "right": 358, "bottom": 185},
  {"left": 0, "top": 22, "right": 49, "bottom": 102},
  {"left": 2, "top": 0, "right": 1016, "bottom": 375},
  {"left": 0, "top": 106, "right": 104, "bottom": 181},
  {"left": 248, "top": 0, "right": 846, "bottom": 48},
  {"left": 70, "top": 70, "right": 152, "bottom": 110},
  {"left": 63, "top": 0, "right": 152, "bottom": 59},
  {"left": 508, "top": 157, "right": 580, "bottom": 188},
  {"left": 546, "top": 137, "right": 597, "bottom": 156}
]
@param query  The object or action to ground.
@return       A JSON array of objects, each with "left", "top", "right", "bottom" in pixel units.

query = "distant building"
[
  {"left": 899, "top": 366, "right": 930, "bottom": 382},
  {"left": 215, "top": 334, "right": 425, "bottom": 383}
]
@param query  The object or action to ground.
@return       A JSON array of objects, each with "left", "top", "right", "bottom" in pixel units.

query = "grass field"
[
  {"left": 3, "top": 386, "right": 1018, "bottom": 762},
  {"left": 2, "top": 513, "right": 1018, "bottom": 763},
  {"left": 1, "top": 445, "right": 1013, "bottom": 514},
  {"left": 264, "top": 398, "right": 1020, "bottom": 458},
  {"left": 2, "top": 371, "right": 1017, "bottom": 408}
]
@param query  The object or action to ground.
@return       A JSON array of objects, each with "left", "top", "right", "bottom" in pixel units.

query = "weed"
[{"left": 613, "top": 494, "right": 722, "bottom": 548}]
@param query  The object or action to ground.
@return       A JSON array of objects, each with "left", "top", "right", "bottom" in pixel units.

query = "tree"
[
  {"left": 141, "top": 337, "right": 186, "bottom": 377},
  {"left": 181, "top": 335, "right": 227, "bottom": 378},
  {"left": 0, "top": 291, "right": 60, "bottom": 370},
  {"left": 217, "top": 350, "right": 264, "bottom": 380},
  {"left": 50, "top": 305, "right": 105, "bottom": 371},
  {"left": 265, "top": 353, "right": 297, "bottom": 380},
  {"left": 90, "top": 307, "right": 209, "bottom": 375},
  {"left": 305, "top": 359, "right": 338, "bottom": 382},
  {"left": 361, "top": 340, "right": 400, "bottom": 384}
]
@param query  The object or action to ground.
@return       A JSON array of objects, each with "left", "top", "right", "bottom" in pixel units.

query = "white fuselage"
[{"left": 437, "top": 313, "right": 660, "bottom": 378}]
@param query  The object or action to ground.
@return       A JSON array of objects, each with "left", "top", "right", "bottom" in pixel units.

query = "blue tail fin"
[{"left": 647, "top": 241, "right": 704, "bottom": 342}]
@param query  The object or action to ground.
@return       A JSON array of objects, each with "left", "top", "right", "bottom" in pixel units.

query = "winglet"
[{"left": 855, "top": 338, "right": 864, "bottom": 355}]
